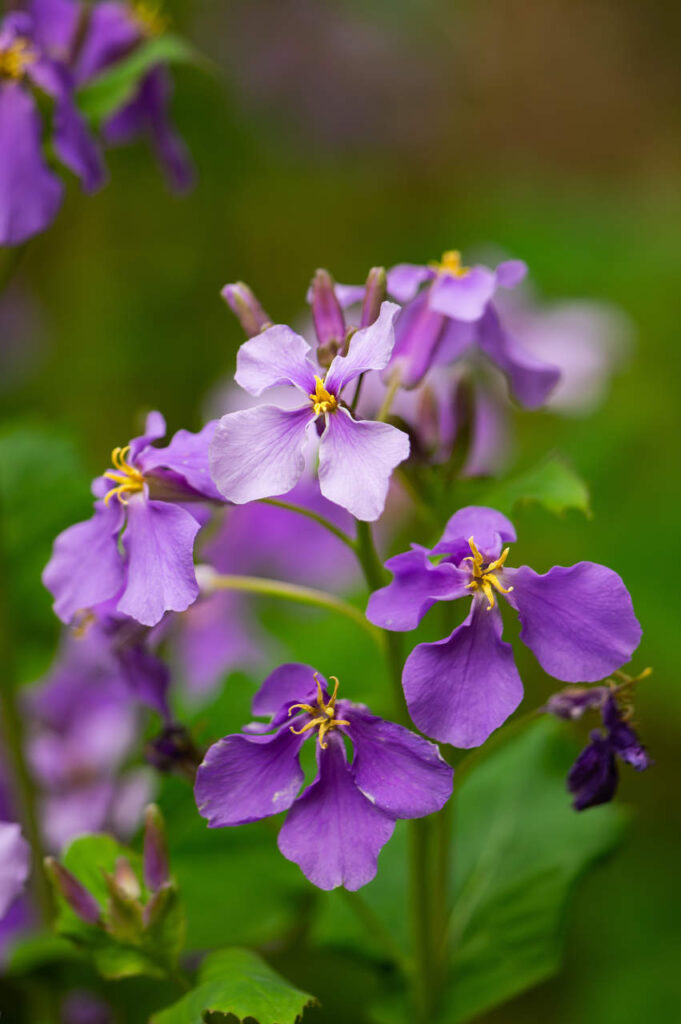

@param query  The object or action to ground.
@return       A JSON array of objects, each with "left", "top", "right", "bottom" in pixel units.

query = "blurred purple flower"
[
  {"left": 209, "top": 302, "right": 410, "bottom": 521},
  {"left": 43, "top": 412, "right": 223, "bottom": 628},
  {"left": 367, "top": 506, "right": 641, "bottom": 748},
  {"left": 0, "top": 821, "right": 30, "bottom": 920},
  {"left": 195, "top": 663, "right": 452, "bottom": 890},
  {"left": 0, "top": 8, "right": 104, "bottom": 245},
  {"left": 60, "top": 990, "right": 114, "bottom": 1024}
]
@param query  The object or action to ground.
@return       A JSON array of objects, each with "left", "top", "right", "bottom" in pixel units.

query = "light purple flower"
[
  {"left": 195, "top": 663, "right": 452, "bottom": 890},
  {"left": 43, "top": 412, "right": 223, "bottom": 628},
  {"left": 209, "top": 301, "right": 410, "bottom": 521},
  {"left": 367, "top": 506, "right": 641, "bottom": 748},
  {"left": 0, "top": 9, "right": 104, "bottom": 245},
  {"left": 385, "top": 251, "right": 560, "bottom": 405},
  {"left": 0, "top": 821, "right": 30, "bottom": 920}
]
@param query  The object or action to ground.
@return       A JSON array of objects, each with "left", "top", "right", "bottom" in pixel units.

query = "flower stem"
[
  {"left": 340, "top": 889, "right": 409, "bottom": 972},
  {"left": 259, "top": 498, "right": 357, "bottom": 551},
  {"left": 209, "top": 573, "right": 384, "bottom": 650},
  {"left": 377, "top": 370, "right": 402, "bottom": 422}
]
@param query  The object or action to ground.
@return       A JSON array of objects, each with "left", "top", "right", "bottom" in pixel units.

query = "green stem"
[
  {"left": 377, "top": 370, "right": 402, "bottom": 422},
  {"left": 259, "top": 498, "right": 357, "bottom": 551},
  {"left": 349, "top": 371, "right": 366, "bottom": 414},
  {"left": 209, "top": 573, "right": 384, "bottom": 650},
  {"left": 340, "top": 889, "right": 409, "bottom": 972}
]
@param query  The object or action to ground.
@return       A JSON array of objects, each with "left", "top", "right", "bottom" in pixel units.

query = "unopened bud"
[
  {"left": 360, "top": 267, "right": 387, "bottom": 327},
  {"left": 113, "top": 857, "right": 141, "bottom": 900},
  {"left": 221, "top": 282, "right": 271, "bottom": 338},
  {"left": 311, "top": 269, "right": 345, "bottom": 348},
  {"left": 45, "top": 858, "right": 101, "bottom": 926},
  {"left": 143, "top": 804, "right": 170, "bottom": 892}
]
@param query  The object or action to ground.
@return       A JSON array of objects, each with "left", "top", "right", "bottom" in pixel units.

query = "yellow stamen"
[
  {"left": 130, "top": 0, "right": 168, "bottom": 36},
  {"left": 428, "top": 249, "right": 469, "bottom": 278},
  {"left": 288, "top": 673, "right": 350, "bottom": 749},
  {"left": 103, "top": 445, "right": 145, "bottom": 506},
  {"left": 463, "top": 536, "right": 514, "bottom": 611},
  {"left": 309, "top": 375, "right": 338, "bottom": 416},
  {"left": 0, "top": 39, "right": 36, "bottom": 79}
]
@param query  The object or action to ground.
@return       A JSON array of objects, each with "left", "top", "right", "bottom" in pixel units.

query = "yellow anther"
[
  {"left": 463, "top": 536, "right": 514, "bottom": 611},
  {"left": 0, "top": 39, "right": 36, "bottom": 79},
  {"left": 309, "top": 375, "right": 338, "bottom": 416},
  {"left": 130, "top": 0, "right": 168, "bottom": 36},
  {"left": 288, "top": 674, "right": 349, "bottom": 749},
  {"left": 429, "top": 250, "right": 469, "bottom": 278},
  {"left": 103, "top": 445, "right": 145, "bottom": 506}
]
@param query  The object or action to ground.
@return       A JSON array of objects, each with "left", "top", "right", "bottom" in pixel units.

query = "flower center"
[
  {"left": 0, "top": 39, "right": 36, "bottom": 79},
  {"left": 429, "top": 250, "right": 469, "bottom": 278},
  {"left": 103, "top": 446, "right": 145, "bottom": 506},
  {"left": 130, "top": 0, "right": 168, "bottom": 36},
  {"left": 309, "top": 375, "right": 338, "bottom": 416},
  {"left": 463, "top": 536, "right": 514, "bottom": 610},
  {"left": 288, "top": 674, "right": 350, "bottom": 749}
]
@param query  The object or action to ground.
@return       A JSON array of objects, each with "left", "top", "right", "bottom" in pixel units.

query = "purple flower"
[
  {"left": 0, "top": 9, "right": 104, "bottom": 245},
  {"left": 209, "top": 302, "right": 410, "bottom": 521},
  {"left": 0, "top": 821, "right": 30, "bottom": 920},
  {"left": 195, "top": 663, "right": 453, "bottom": 890},
  {"left": 367, "top": 506, "right": 641, "bottom": 748},
  {"left": 43, "top": 412, "right": 223, "bottom": 628},
  {"left": 385, "top": 252, "right": 560, "bottom": 405}
]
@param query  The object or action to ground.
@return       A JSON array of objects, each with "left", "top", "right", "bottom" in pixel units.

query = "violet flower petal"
[
  {"left": 324, "top": 300, "right": 400, "bottom": 394},
  {"left": 508, "top": 562, "right": 642, "bottom": 682},
  {"left": 0, "top": 822, "right": 30, "bottom": 919},
  {"left": 139, "top": 420, "right": 223, "bottom": 500},
  {"left": 209, "top": 405, "right": 313, "bottom": 504},
  {"left": 567, "top": 733, "right": 618, "bottom": 810},
  {"left": 116, "top": 496, "right": 200, "bottom": 626},
  {"left": 477, "top": 305, "right": 560, "bottom": 409},
  {"left": 251, "top": 662, "right": 321, "bottom": 721},
  {"left": 235, "top": 325, "right": 317, "bottom": 397},
  {"left": 386, "top": 263, "right": 434, "bottom": 303},
  {"left": 429, "top": 266, "right": 497, "bottom": 322},
  {"left": 277, "top": 735, "right": 395, "bottom": 891},
  {"left": 341, "top": 704, "right": 453, "bottom": 818},
  {"left": 195, "top": 726, "right": 305, "bottom": 826},
  {"left": 389, "top": 291, "right": 449, "bottom": 389},
  {"left": 128, "top": 410, "right": 166, "bottom": 461},
  {"left": 432, "top": 505, "right": 516, "bottom": 562},
  {"left": 366, "top": 545, "right": 469, "bottom": 631},
  {"left": 403, "top": 600, "right": 523, "bottom": 748},
  {"left": 495, "top": 259, "right": 527, "bottom": 289},
  {"left": 318, "top": 407, "right": 409, "bottom": 521}
]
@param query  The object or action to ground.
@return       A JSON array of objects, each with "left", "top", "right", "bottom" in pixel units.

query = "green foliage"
[
  {"left": 152, "top": 947, "right": 318, "bottom": 1024},
  {"left": 479, "top": 452, "right": 591, "bottom": 518},
  {"left": 77, "top": 35, "right": 204, "bottom": 125}
]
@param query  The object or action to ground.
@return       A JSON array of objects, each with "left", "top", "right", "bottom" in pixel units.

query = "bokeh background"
[{"left": 1, "top": 0, "right": 680, "bottom": 1021}]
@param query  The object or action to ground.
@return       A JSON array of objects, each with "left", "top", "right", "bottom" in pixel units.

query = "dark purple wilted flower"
[
  {"left": 367, "top": 506, "right": 641, "bottom": 749},
  {"left": 195, "top": 663, "right": 453, "bottom": 890},
  {"left": 31, "top": 0, "right": 194, "bottom": 191},
  {"left": 0, "top": 8, "right": 104, "bottom": 245},
  {"left": 385, "top": 251, "right": 560, "bottom": 404},
  {"left": 0, "top": 821, "right": 30, "bottom": 920},
  {"left": 43, "top": 411, "right": 223, "bottom": 628},
  {"left": 209, "top": 302, "right": 410, "bottom": 521}
]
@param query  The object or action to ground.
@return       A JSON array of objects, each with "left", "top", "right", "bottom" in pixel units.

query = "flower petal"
[
  {"left": 366, "top": 545, "right": 469, "bottom": 631},
  {"left": 52, "top": 89, "right": 106, "bottom": 193},
  {"left": 209, "top": 405, "right": 312, "bottom": 504},
  {"left": 116, "top": 497, "right": 200, "bottom": 627},
  {"left": 567, "top": 733, "right": 618, "bottom": 811},
  {"left": 432, "top": 505, "right": 516, "bottom": 562},
  {"left": 403, "top": 600, "right": 523, "bottom": 748},
  {"left": 277, "top": 735, "right": 395, "bottom": 891},
  {"left": 387, "top": 263, "right": 434, "bottom": 303},
  {"left": 139, "top": 420, "right": 223, "bottom": 500},
  {"left": 495, "top": 260, "right": 527, "bottom": 289},
  {"left": 389, "top": 291, "right": 450, "bottom": 389},
  {"left": 508, "top": 562, "right": 642, "bottom": 682},
  {"left": 477, "top": 305, "right": 560, "bottom": 409},
  {"left": 252, "top": 663, "right": 322, "bottom": 722},
  {"left": 195, "top": 725, "right": 305, "bottom": 826},
  {"left": 42, "top": 502, "right": 126, "bottom": 623},
  {"left": 341, "top": 704, "right": 453, "bottom": 818},
  {"left": 235, "top": 325, "right": 317, "bottom": 397},
  {"left": 0, "top": 822, "right": 30, "bottom": 919},
  {"left": 325, "top": 301, "right": 401, "bottom": 394},
  {"left": 318, "top": 408, "right": 409, "bottom": 521},
  {"left": 429, "top": 266, "right": 496, "bottom": 322}
]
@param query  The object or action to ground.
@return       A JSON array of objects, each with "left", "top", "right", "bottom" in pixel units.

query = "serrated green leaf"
[
  {"left": 77, "top": 34, "right": 203, "bottom": 125},
  {"left": 152, "top": 947, "right": 318, "bottom": 1024},
  {"left": 479, "top": 453, "right": 591, "bottom": 517}
]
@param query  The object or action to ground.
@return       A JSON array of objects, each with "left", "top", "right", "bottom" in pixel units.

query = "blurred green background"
[{"left": 1, "top": 0, "right": 680, "bottom": 1020}]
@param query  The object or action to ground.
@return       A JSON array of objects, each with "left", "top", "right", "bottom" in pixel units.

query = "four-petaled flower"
[
  {"left": 195, "top": 663, "right": 453, "bottom": 890},
  {"left": 43, "top": 412, "right": 223, "bottom": 627},
  {"left": 209, "top": 301, "right": 410, "bottom": 521},
  {"left": 367, "top": 506, "right": 641, "bottom": 748}
]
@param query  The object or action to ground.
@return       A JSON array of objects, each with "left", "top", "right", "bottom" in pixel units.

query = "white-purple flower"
[
  {"left": 195, "top": 663, "right": 453, "bottom": 891},
  {"left": 385, "top": 251, "right": 560, "bottom": 405},
  {"left": 367, "top": 506, "right": 642, "bottom": 749},
  {"left": 43, "top": 412, "right": 223, "bottom": 628},
  {"left": 209, "top": 301, "right": 410, "bottom": 521},
  {"left": 0, "top": 822, "right": 30, "bottom": 922}
]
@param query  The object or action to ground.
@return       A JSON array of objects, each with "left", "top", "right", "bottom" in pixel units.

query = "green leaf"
[
  {"left": 77, "top": 34, "right": 203, "bottom": 125},
  {"left": 152, "top": 947, "right": 318, "bottom": 1024},
  {"left": 479, "top": 453, "right": 591, "bottom": 517}
]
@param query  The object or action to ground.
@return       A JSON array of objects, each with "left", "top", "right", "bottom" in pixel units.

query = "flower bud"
[
  {"left": 221, "top": 282, "right": 271, "bottom": 338},
  {"left": 544, "top": 686, "right": 608, "bottom": 720},
  {"left": 113, "top": 856, "right": 141, "bottom": 900},
  {"left": 360, "top": 267, "right": 387, "bottom": 327},
  {"left": 311, "top": 269, "right": 345, "bottom": 348},
  {"left": 143, "top": 804, "right": 170, "bottom": 892},
  {"left": 45, "top": 858, "right": 101, "bottom": 926},
  {"left": 144, "top": 723, "right": 203, "bottom": 781}
]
